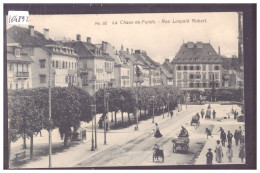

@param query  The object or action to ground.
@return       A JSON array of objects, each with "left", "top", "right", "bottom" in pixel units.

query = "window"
[
  {"left": 214, "top": 66, "right": 219, "bottom": 70},
  {"left": 177, "top": 66, "right": 181, "bottom": 70},
  {"left": 209, "top": 65, "right": 213, "bottom": 71},
  {"left": 177, "top": 72, "right": 182, "bottom": 79},
  {"left": 62, "top": 61, "right": 65, "bottom": 69},
  {"left": 190, "top": 66, "right": 194, "bottom": 70},
  {"left": 9, "top": 64, "right": 12, "bottom": 71},
  {"left": 72, "top": 62, "right": 74, "bottom": 69},
  {"left": 216, "top": 83, "right": 220, "bottom": 88},
  {"left": 215, "top": 73, "right": 219, "bottom": 79},
  {"left": 177, "top": 82, "right": 182, "bottom": 88},
  {"left": 184, "top": 66, "right": 188, "bottom": 70},
  {"left": 27, "top": 83, "right": 29, "bottom": 88},
  {"left": 15, "top": 49, "right": 20, "bottom": 57},
  {"left": 9, "top": 83, "right": 12, "bottom": 90},
  {"left": 202, "top": 65, "right": 206, "bottom": 71},
  {"left": 189, "top": 83, "right": 194, "bottom": 88},
  {"left": 189, "top": 74, "right": 194, "bottom": 79},
  {"left": 39, "top": 60, "right": 46, "bottom": 69},
  {"left": 183, "top": 72, "right": 188, "bottom": 80},
  {"left": 56, "top": 61, "right": 59, "bottom": 68},
  {"left": 52, "top": 61, "right": 55, "bottom": 67},
  {"left": 66, "top": 62, "right": 68, "bottom": 68},
  {"left": 39, "top": 75, "right": 46, "bottom": 83},
  {"left": 203, "top": 83, "right": 207, "bottom": 88},
  {"left": 21, "top": 83, "right": 24, "bottom": 89},
  {"left": 75, "top": 63, "right": 77, "bottom": 69},
  {"left": 196, "top": 83, "right": 200, "bottom": 88},
  {"left": 69, "top": 62, "right": 71, "bottom": 69},
  {"left": 196, "top": 73, "right": 201, "bottom": 79},
  {"left": 16, "top": 83, "right": 18, "bottom": 89},
  {"left": 196, "top": 66, "right": 200, "bottom": 70},
  {"left": 183, "top": 82, "right": 188, "bottom": 88},
  {"left": 202, "top": 73, "right": 206, "bottom": 80}
]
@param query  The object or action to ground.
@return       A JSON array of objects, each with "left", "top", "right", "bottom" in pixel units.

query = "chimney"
[
  {"left": 218, "top": 46, "right": 221, "bottom": 55},
  {"left": 135, "top": 50, "right": 141, "bottom": 54},
  {"left": 102, "top": 41, "right": 106, "bottom": 50},
  {"left": 126, "top": 48, "right": 129, "bottom": 54},
  {"left": 131, "top": 48, "right": 133, "bottom": 55},
  {"left": 121, "top": 44, "right": 124, "bottom": 51},
  {"left": 87, "top": 37, "right": 91, "bottom": 43},
  {"left": 165, "top": 58, "right": 169, "bottom": 62},
  {"left": 76, "top": 34, "right": 81, "bottom": 41},
  {"left": 29, "top": 25, "right": 34, "bottom": 37},
  {"left": 43, "top": 28, "right": 49, "bottom": 40}
]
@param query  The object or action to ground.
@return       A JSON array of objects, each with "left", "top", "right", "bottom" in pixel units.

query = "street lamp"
[
  {"left": 93, "top": 76, "right": 97, "bottom": 149},
  {"left": 90, "top": 103, "right": 95, "bottom": 151},
  {"left": 104, "top": 92, "right": 110, "bottom": 145},
  {"left": 167, "top": 93, "right": 170, "bottom": 117},
  {"left": 152, "top": 95, "right": 155, "bottom": 123}
]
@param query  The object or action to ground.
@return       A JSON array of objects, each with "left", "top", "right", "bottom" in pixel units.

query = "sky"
[{"left": 7, "top": 12, "right": 239, "bottom": 64}]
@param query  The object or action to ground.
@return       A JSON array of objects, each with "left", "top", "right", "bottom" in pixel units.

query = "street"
[{"left": 10, "top": 103, "right": 244, "bottom": 168}]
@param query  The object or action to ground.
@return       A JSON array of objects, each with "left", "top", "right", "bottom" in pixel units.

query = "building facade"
[
  {"left": 7, "top": 43, "right": 33, "bottom": 90},
  {"left": 7, "top": 26, "right": 78, "bottom": 89},
  {"left": 172, "top": 42, "right": 222, "bottom": 90}
]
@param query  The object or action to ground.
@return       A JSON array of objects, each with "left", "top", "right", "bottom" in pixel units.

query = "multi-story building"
[
  {"left": 97, "top": 42, "right": 131, "bottom": 88},
  {"left": 7, "top": 41, "right": 33, "bottom": 90},
  {"left": 133, "top": 50, "right": 161, "bottom": 86},
  {"left": 62, "top": 35, "right": 115, "bottom": 95},
  {"left": 160, "top": 66, "right": 174, "bottom": 85},
  {"left": 7, "top": 25, "right": 78, "bottom": 88},
  {"left": 172, "top": 42, "right": 222, "bottom": 90}
]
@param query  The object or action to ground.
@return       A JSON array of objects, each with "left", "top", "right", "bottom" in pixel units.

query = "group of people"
[
  {"left": 200, "top": 108, "right": 216, "bottom": 120},
  {"left": 206, "top": 126, "right": 245, "bottom": 165}
]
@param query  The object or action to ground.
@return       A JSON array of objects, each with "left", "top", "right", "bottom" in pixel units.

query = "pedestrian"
[
  {"left": 205, "top": 128, "right": 213, "bottom": 139},
  {"left": 170, "top": 111, "right": 174, "bottom": 118},
  {"left": 234, "top": 130, "right": 240, "bottom": 146},
  {"left": 215, "top": 140, "right": 223, "bottom": 163},
  {"left": 212, "top": 110, "right": 216, "bottom": 119},
  {"left": 206, "top": 148, "right": 213, "bottom": 165},
  {"left": 220, "top": 130, "right": 227, "bottom": 147},
  {"left": 154, "top": 123, "right": 163, "bottom": 138},
  {"left": 227, "top": 131, "right": 233, "bottom": 146},
  {"left": 240, "top": 135, "right": 245, "bottom": 144},
  {"left": 226, "top": 144, "right": 233, "bottom": 162},
  {"left": 239, "top": 143, "right": 245, "bottom": 163},
  {"left": 201, "top": 109, "right": 205, "bottom": 119},
  {"left": 208, "top": 104, "right": 211, "bottom": 109},
  {"left": 238, "top": 126, "right": 243, "bottom": 144}
]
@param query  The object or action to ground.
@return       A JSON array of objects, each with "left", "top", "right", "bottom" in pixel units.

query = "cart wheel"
[{"left": 153, "top": 154, "right": 154, "bottom": 162}]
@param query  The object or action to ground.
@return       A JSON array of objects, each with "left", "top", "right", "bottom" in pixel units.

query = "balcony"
[{"left": 16, "top": 72, "right": 29, "bottom": 78}]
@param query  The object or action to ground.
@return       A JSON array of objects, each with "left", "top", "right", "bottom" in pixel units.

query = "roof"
[
  {"left": 118, "top": 50, "right": 144, "bottom": 66},
  {"left": 162, "top": 60, "right": 174, "bottom": 74},
  {"left": 172, "top": 42, "right": 222, "bottom": 64},
  {"left": 133, "top": 51, "right": 160, "bottom": 69},
  {"left": 160, "top": 66, "right": 173, "bottom": 78},
  {"left": 7, "top": 26, "right": 78, "bottom": 58},
  {"left": 62, "top": 41, "right": 114, "bottom": 61},
  {"left": 7, "top": 52, "right": 33, "bottom": 63}
]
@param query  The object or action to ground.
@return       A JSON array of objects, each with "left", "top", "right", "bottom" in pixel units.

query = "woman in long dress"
[
  {"left": 215, "top": 140, "right": 223, "bottom": 163},
  {"left": 154, "top": 123, "right": 163, "bottom": 138}
]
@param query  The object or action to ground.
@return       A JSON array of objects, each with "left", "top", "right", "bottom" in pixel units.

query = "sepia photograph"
[{"left": 3, "top": 3, "right": 256, "bottom": 169}]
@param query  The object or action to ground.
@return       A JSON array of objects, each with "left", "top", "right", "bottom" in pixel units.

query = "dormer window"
[{"left": 15, "top": 49, "right": 20, "bottom": 57}]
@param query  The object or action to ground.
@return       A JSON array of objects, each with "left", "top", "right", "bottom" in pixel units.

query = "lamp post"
[
  {"left": 93, "top": 76, "right": 97, "bottom": 149},
  {"left": 135, "top": 88, "right": 139, "bottom": 130},
  {"left": 104, "top": 92, "right": 110, "bottom": 145},
  {"left": 152, "top": 95, "right": 155, "bottom": 123},
  {"left": 48, "top": 57, "right": 52, "bottom": 168},
  {"left": 90, "top": 103, "right": 95, "bottom": 151},
  {"left": 167, "top": 93, "right": 170, "bottom": 117}
]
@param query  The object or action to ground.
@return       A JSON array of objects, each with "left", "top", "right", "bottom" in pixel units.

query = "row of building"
[{"left": 6, "top": 25, "right": 243, "bottom": 96}]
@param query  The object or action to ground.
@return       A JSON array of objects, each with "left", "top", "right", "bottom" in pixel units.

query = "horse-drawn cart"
[
  {"left": 172, "top": 136, "right": 190, "bottom": 152},
  {"left": 191, "top": 114, "right": 200, "bottom": 126},
  {"left": 153, "top": 147, "right": 164, "bottom": 162}
]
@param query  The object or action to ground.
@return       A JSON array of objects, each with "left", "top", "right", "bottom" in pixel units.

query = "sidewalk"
[{"left": 12, "top": 108, "right": 183, "bottom": 168}]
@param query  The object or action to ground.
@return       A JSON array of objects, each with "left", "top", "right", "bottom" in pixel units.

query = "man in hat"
[
  {"left": 206, "top": 148, "right": 213, "bottom": 165},
  {"left": 201, "top": 109, "right": 205, "bottom": 119}
]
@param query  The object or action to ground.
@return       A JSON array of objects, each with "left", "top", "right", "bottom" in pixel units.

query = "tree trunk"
[
  {"left": 163, "top": 102, "right": 165, "bottom": 118},
  {"left": 128, "top": 112, "right": 130, "bottom": 124},
  {"left": 30, "top": 134, "right": 33, "bottom": 159},
  {"left": 23, "top": 133, "right": 27, "bottom": 149},
  {"left": 139, "top": 109, "right": 141, "bottom": 118},
  {"left": 115, "top": 111, "right": 117, "bottom": 124},
  {"left": 111, "top": 112, "right": 114, "bottom": 122},
  {"left": 145, "top": 108, "right": 147, "bottom": 117},
  {"left": 64, "top": 133, "right": 68, "bottom": 147},
  {"left": 121, "top": 112, "right": 124, "bottom": 124}
]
